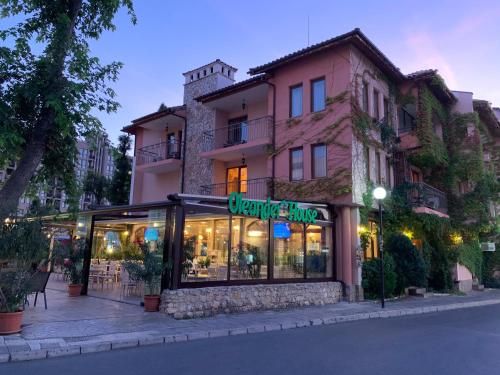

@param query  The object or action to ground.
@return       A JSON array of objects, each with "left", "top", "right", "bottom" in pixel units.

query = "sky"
[{"left": 55, "top": 1, "right": 500, "bottom": 144}]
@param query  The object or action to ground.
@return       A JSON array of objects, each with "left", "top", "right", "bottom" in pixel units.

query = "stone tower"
[{"left": 182, "top": 59, "right": 236, "bottom": 194}]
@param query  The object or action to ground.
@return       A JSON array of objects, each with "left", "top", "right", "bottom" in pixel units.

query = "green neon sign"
[{"left": 228, "top": 192, "right": 318, "bottom": 224}]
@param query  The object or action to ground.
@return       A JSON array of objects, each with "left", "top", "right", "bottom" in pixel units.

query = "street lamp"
[{"left": 373, "top": 186, "right": 387, "bottom": 308}]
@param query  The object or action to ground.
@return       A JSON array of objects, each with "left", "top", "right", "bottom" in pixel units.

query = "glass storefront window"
[
  {"left": 230, "top": 217, "right": 268, "bottom": 280},
  {"left": 273, "top": 222, "right": 304, "bottom": 279},
  {"left": 182, "top": 214, "right": 229, "bottom": 282},
  {"left": 306, "top": 224, "right": 333, "bottom": 278}
]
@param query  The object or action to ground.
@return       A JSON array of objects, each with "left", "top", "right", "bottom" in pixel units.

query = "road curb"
[{"left": 2, "top": 298, "right": 500, "bottom": 364}]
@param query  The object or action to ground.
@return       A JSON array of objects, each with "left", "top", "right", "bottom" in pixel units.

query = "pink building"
[{"left": 120, "top": 29, "right": 494, "bottom": 304}]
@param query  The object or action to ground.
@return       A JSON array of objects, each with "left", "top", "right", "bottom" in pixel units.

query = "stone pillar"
[{"left": 341, "top": 206, "right": 356, "bottom": 301}]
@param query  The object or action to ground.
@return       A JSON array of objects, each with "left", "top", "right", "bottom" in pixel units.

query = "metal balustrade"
[
  {"left": 136, "top": 140, "right": 182, "bottom": 166},
  {"left": 412, "top": 182, "right": 448, "bottom": 213},
  {"left": 202, "top": 116, "right": 273, "bottom": 151},
  {"left": 199, "top": 178, "right": 272, "bottom": 200}
]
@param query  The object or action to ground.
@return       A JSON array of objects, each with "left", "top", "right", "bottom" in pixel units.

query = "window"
[
  {"left": 398, "top": 105, "right": 416, "bottom": 132},
  {"left": 290, "top": 148, "right": 304, "bottom": 181},
  {"left": 385, "top": 157, "right": 391, "bottom": 187},
  {"left": 365, "top": 146, "right": 371, "bottom": 181},
  {"left": 203, "top": 69, "right": 206, "bottom": 76},
  {"left": 210, "top": 66, "right": 214, "bottom": 73},
  {"left": 311, "top": 78, "right": 326, "bottom": 112},
  {"left": 306, "top": 224, "right": 333, "bottom": 278},
  {"left": 373, "top": 89, "right": 380, "bottom": 119},
  {"left": 222, "top": 66, "right": 225, "bottom": 74},
  {"left": 375, "top": 151, "right": 381, "bottom": 184},
  {"left": 383, "top": 97, "right": 389, "bottom": 121},
  {"left": 312, "top": 144, "right": 327, "bottom": 178},
  {"left": 364, "top": 221, "right": 379, "bottom": 259},
  {"left": 197, "top": 72, "right": 200, "bottom": 79},
  {"left": 227, "top": 166, "right": 247, "bottom": 195},
  {"left": 361, "top": 81, "right": 369, "bottom": 113},
  {"left": 273, "top": 222, "right": 304, "bottom": 279},
  {"left": 290, "top": 84, "right": 303, "bottom": 117}
]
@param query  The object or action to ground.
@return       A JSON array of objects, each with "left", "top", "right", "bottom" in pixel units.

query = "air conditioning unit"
[{"left": 481, "top": 242, "right": 496, "bottom": 252}]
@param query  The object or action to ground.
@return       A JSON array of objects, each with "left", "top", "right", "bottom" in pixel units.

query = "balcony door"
[
  {"left": 166, "top": 132, "right": 179, "bottom": 158},
  {"left": 226, "top": 166, "right": 247, "bottom": 195},
  {"left": 227, "top": 116, "right": 248, "bottom": 146}
]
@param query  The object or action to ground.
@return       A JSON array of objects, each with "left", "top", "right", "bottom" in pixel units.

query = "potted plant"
[
  {"left": 56, "top": 239, "right": 85, "bottom": 297},
  {"left": 123, "top": 245, "right": 164, "bottom": 312},
  {"left": 0, "top": 219, "right": 49, "bottom": 334}
]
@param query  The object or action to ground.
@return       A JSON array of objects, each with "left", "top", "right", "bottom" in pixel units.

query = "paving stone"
[
  {"left": 310, "top": 318, "right": 324, "bottom": 326},
  {"left": 229, "top": 327, "right": 248, "bottom": 335},
  {"left": 0, "top": 354, "right": 10, "bottom": 363},
  {"left": 281, "top": 322, "right": 297, "bottom": 330},
  {"left": 163, "top": 335, "right": 176, "bottom": 343},
  {"left": 246, "top": 325, "right": 265, "bottom": 333},
  {"left": 139, "top": 336, "right": 165, "bottom": 346},
  {"left": 295, "top": 320, "right": 311, "bottom": 328},
  {"left": 187, "top": 331, "right": 209, "bottom": 340},
  {"left": 80, "top": 342, "right": 111, "bottom": 354},
  {"left": 111, "top": 339, "right": 139, "bottom": 349},
  {"left": 47, "top": 346, "right": 81, "bottom": 358},
  {"left": 5, "top": 344, "right": 30, "bottom": 353},
  {"left": 264, "top": 324, "right": 282, "bottom": 331},
  {"left": 173, "top": 334, "right": 188, "bottom": 342},
  {"left": 209, "top": 329, "right": 230, "bottom": 337},
  {"left": 10, "top": 350, "right": 47, "bottom": 362}
]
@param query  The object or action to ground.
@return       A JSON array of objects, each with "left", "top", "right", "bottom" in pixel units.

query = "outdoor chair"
[{"left": 26, "top": 271, "right": 51, "bottom": 309}]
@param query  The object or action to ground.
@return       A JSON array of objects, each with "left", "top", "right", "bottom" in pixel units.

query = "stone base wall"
[{"left": 160, "top": 282, "right": 342, "bottom": 319}]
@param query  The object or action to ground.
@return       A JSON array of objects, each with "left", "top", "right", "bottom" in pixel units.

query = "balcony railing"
[
  {"left": 136, "top": 140, "right": 182, "bottom": 166},
  {"left": 199, "top": 178, "right": 272, "bottom": 200},
  {"left": 411, "top": 182, "right": 448, "bottom": 213},
  {"left": 203, "top": 116, "right": 273, "bottom": 152}
]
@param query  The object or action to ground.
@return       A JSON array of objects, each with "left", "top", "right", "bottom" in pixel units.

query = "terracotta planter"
[
  {"left": 144, "top": 295, "right": 160, "bottom": 312},
  {"left": 68, "top": 284, "right": 83, "bottom": 297},
  {"left": 0, "top": 311, "right": 23, "bottom": 335}
]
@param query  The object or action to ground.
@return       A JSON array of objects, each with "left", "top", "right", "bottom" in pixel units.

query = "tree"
[
  {"left": 83, "top": 171, "right": 108, "bottom": 206},
  {"left": 0, "top": 0, "right": 136, "bottom": 221},
  {"left": 108, "top": 134, "right": 131, "bottom": 205}
]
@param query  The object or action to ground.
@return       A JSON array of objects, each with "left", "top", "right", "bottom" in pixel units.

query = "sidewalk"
[{"left": 2, "top": 288, "right": 500, "bottom": 363}]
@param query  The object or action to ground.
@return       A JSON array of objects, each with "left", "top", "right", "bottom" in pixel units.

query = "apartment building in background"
[{"left": 0, "top": 135, "right": 116, "bottom": 215}]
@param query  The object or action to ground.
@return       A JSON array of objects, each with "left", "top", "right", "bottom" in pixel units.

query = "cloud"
[
  {"left": 404, "top": 31, "right": 458, "bottom": 88},
  {"left": 452, "top": 7, "right": 500, "bottom": 37}
]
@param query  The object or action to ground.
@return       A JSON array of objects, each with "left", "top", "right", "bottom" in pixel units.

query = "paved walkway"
[{"left": 1, "top": 288, "right": 500, "bottom": 363}]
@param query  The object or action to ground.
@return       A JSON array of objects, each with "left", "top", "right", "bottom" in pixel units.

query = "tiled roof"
[
  {"left": 406, "top": 69, "right": 456, "bottom": 104},
  {"left": 122, "top": 104, "right": 186, "bottom": 133},
  {"left": 248, "top": 28, "right": 405, "bottom": 81},
  {"left": 195, "top": 75, "right": 267, "bottom": 103}
]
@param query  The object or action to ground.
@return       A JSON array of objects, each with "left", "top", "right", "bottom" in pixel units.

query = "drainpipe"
[{"left": 264, "top": 79, "right": 276, "bottom": 199}]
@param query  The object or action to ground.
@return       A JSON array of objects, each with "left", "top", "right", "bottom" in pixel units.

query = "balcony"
[
  {"left": 201, "top": 116, "right": 273, "bottom": 161},
  {"left": 199, "top": 178, "right": 272, "bottom": 200},
  {"left": 411, "top": 182, "right": 448, "bottom": 216},
  {"left": 136, "top": 140, "right": 182, "bottom": 174}
]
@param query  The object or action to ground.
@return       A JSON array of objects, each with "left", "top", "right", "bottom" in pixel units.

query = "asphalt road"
[{"left": 3, "top": 304, "right": 500, "bottom": 375}]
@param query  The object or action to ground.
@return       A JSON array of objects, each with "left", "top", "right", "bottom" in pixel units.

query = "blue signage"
[{"left": 273, "top": 222, "right": 291, "bottom": 239}]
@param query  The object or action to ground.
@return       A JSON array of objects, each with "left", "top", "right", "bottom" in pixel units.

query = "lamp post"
[{"left": 373, "top": 186, "right": 387, "bottom": 308}]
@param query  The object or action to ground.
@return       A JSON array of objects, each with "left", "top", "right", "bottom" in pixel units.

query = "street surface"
[{"left": 3, "top": 304, "right": 500, "bottom": 375}]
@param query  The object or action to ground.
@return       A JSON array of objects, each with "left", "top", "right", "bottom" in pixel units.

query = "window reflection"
[
  {"left": 231, "top": 217, "right": 268, "bottom": 280},
  {"left": 182, "top": 215, "right": 229, "bottom": 282},
  {"left": 306, "top": 224, "right": 333, "bottom": 278},
  {"left": 273, "top": 222, "right": 304, "bottom": 278}
]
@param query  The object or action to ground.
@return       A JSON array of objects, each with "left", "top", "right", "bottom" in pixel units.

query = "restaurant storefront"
[{"left": 61, "top": 194, "right": 341, "bottom": 315}]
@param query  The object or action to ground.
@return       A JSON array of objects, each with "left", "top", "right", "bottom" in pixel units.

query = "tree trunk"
[{"left": 0, "top": 0, "right": 83, "bottom": 222}]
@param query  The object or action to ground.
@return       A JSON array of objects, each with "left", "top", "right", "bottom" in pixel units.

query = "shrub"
[
  {"left": 362, "top": 253, "right": 397, "bottom": 299},
  {"left": 54, "top": 239, "right": 85, "bottom": 284},
  {"left": 456, "top": 241, "right": 483, "bottom": 281},
  {"left": 425, "top": 239, "right": 454, "bottom": 291},
  {"left": 386, "top": 234, "right": 427, "bottom": 294},
  {"left": 483, "top": 250, "right": 500, "bottom": 288},
  {"left": 0, "top": 219, "right": 50, "bottom": 312}
]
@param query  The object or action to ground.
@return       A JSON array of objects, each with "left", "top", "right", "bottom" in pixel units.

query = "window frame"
[
  {"left": 310, "top": 77, "right": 326, "bottom": 113},
  {"left": 361, "top": 80, "right": 369, "bottom": 113},
  {"left": 289, "top": 147, "right": 304, "bottom": 181},
  {"left": 373, "top": 89, "right": 380, "bottom": 119},
  {"left": 289, "top": 84, "right": 303, "bottom": 118},
  {"left": 311, "top": 143, "right": 327, "bottom": 179}
]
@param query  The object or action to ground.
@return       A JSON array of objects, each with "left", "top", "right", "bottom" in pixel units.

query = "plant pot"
[
  {"left": 0, "top": 311, "right": 23, "bottom": 335},
  {"left": 68, "top": 284, "right": 83, "bottom": 297},
  {"left": 143, "top": 295, "right": 160, "bottom": 312}
]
